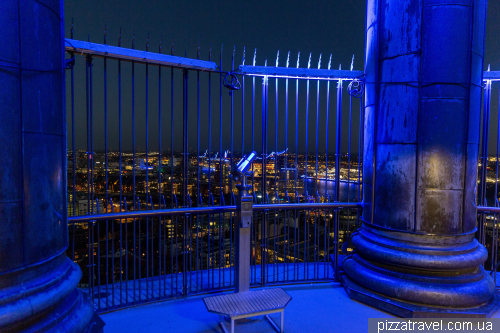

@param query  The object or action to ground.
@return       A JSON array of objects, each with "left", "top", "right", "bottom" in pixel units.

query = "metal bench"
[{"left": 203, "top": 288, "right": 292, "bottom": 333}]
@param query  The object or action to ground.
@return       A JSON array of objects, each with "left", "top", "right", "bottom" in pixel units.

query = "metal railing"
[
  {"left": 64, "top": 29, "right": 365, "bottom": 312},
  {"left": 477, "top": 73, "right": 500, "bottom": 287},
  {"left": 68, "top": 201, "right": 361, "bottom": 312}
]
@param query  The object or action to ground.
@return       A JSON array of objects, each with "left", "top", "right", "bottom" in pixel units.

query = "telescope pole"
[{"left": 235, "top": 175, "right": 253, "bottom": 293}]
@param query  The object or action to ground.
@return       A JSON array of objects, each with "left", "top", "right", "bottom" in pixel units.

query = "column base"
[
  {"left": 0, "top": 255, "right": 103, "bottom": 332},
  {"left": 341, "top": 274, "right": 500, "bottom": 318},
  {"left": 342, "top": 223, "right": 499, "bottom": 316}
]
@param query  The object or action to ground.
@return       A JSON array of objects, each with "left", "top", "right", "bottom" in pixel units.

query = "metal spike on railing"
[
  {"left": 286, "top": 51, "right": 290, "bottom": 68},
  {"left": 253, "top": 48, "right": 257, "bottom": 66},
  {"left": 162, "top": 195, "right": 166, "bottom": 209},
  {"left": 276, "top": 50, "right": 279, "bottom": 67},
  {"left": 488, "top": 64, "right": 491, "bottom": 71},
  {"left": 95, "top": 198, "right": 100, "bottom": 214},
  {"left": 118, "top": 27, "right": 121, "bottom": 47},
  {"left": 71, "top": 17, "right": 74, "bottom": 39},
  {"left": 307, "top": 53, "right": 312, "bottom": 69},
  {"left": 209, "top": 43, "right": 212, "bottom": 61},
  {"left": 146, "top": 33, "right": 149, "bottom": 52},
  {"left": 221, "top": 44, "right": 223, "bottom": 57},
  {"left": 339, "top": 63, "right": 342, "bottom": 71},
  {"left": 232, "top": 45, "right": 235, "bottom": 62},
  {"left": 104, "top": 24, "right": 107, "bottom": 45},
  {"left": 132, "top": 31, "right": 135, "bottom": 49},
  {"left": 317, "top": 53, "right": 322, "bottom": 69},
  {"left": 197, "top": 41, "right": 200, "bottom": 60},
  {"left": 328, "top": 54, "right": 332, "bottom": 70},
  {"left": 296, "top": 52, "right": 300, "bottom": 68},
  {"left": 265, "top": 59, "right": 267, "bottom": 67},
  {"left": 123, "top": 197, "right": 128, "bottom": 211},
  {"left": 350, "top": 54, "right": 354, "bottom": 71},
  {"left": 159, "top": 37, "right": 162, "bottom": 54},
  {"left": 171, "top": 38, "right": 174, "bottom": 56},
  {"left": 242, "top": 47, "right": 246, "bottom": 66}
]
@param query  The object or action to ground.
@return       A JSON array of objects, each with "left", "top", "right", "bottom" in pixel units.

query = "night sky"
[{"left": 64, "top": 1, "right": 500, "bottom": 156}]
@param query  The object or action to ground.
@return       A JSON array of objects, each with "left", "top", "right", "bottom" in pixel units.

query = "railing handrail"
[
  {"left": 477, "top": 205, "right": 500, "bottom": 213},
  {"left": 68, "top": 202, "right": 362, "bottom": 223}
]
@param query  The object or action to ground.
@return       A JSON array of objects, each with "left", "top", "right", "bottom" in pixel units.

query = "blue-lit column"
[
  {"left": 343, "top": 0, "right": 497, "bottom": 315},
  {"left": 0, "top": 1, "right": 101, "bottom": 331}
]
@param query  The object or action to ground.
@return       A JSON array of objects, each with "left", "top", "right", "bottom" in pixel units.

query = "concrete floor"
[
  {"left": 99, "top": 276, "right": 500, "bottom": 333},
  {"left": 100, "top": 283, "right": 395, "bottom": 333}
]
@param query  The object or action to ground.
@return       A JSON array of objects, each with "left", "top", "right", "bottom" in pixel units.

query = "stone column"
[
  {"left": 343, "top": 0, "right": 498, "bottom": 316},
  {"left": 0, "top": 1, "right": 101, "bottom": 331}
]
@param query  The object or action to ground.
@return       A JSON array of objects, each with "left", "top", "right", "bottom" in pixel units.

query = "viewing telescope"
[{"left": 230, "top": 151, "right": 257, "bottom": 184}]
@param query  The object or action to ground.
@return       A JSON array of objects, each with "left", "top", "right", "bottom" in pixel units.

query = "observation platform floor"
[{"left": 96, "top": 267, "right": 500, "bottom": 333}]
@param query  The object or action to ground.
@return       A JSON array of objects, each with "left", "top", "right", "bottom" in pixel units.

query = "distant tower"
[
  {"left": 0, "top": 1, "right": 101, "bottom": 331},
  {"left": 343, "top": 0, "right": 498, "bottom": 316}
]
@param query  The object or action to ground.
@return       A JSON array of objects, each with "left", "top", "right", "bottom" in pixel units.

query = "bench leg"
[
  {"left": 231, "top": 318, "right": 234, "bottom": 333},
  {"left": 219, "top": 315, "right": 229, "bottom": 333},
  {"left": 281, "top": 310, "right": 284, "bottom": 333}
]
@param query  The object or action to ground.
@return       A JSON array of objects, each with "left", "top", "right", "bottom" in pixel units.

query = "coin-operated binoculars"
[{"left": 230, "top": 152, "right": 257, "bottom": 293}]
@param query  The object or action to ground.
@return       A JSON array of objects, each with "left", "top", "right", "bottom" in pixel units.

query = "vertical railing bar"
[
  {"left": 196, "top": 45, "right": 200, "bottom": 294},
  {"left": 123, "top": 198, "right": 128, "bottom": 306},
  {"left": 158, "top": 50, "right": 163, "bottom": 300},
  {"left": 274, "top": 54, "right": 279, "bottom": 283},
  {"left": 85, "top": 55, "right": 90, "bottom": 219},
  {"left": 170, "top": 41, "right": 175, "bottom": 298},
  {"left": 85, "top": 53, "right": 91, "bottom": 297},
  {"left": 304, "top": 55, "right": 311, "bottom": 280},
  {"left": 150, "top": 197, "right": 154, "bottom": 300},
  {"left": 334, "top": 79, "right": 343, "bottom": 282},
  {"left": 182, "top": 64, "right": 189, "bottom": 294},
  {"left": 109, "top": 199, "right": 114, "bottom": 306},
  {"left": 70, "top": 45, "right": 76, "bottom": 263},
  {"left": 145, "top": 39, "right": 151, "bottom": 301},
  {"left": 117, "top": 30, "right": 124, "bottom": 305},
  {"left": 252, "top": 67, "right": 256, "bottom": 285},
  {"left": 105, "top": 214, "right": 109, "bottom": 309},
  {"left": 325, "top": 63, "right": 331, "bottom": 280},
  {"left": 208, "top": 45, "right": 212, "bottom": 292},
  {"left": 479, "top": 80, "right": 491, "bottom": 244},
  {"left": 263, "top": 72, "right": 268, "bottom": 286},
  {"left": 346, "top": 92, "right": 353, "bottom": 257},
  {"left": 295, "top": 53, "right": 300, "bottom": 201},
  {"left": 137, "top": 197, "right": 142, "bottom": 302},
  {"left": 314, "top": 59, "right": 321, "bottom": 281},
  {"left": 162, "top": 196, "right": 166, "bottom": 298},
  {"left": 96, "top": 200, "right": 100, "bottom": 310},
  {"left": 230, "top": 47, "right": 235, "bottom": 287},
  {"left": 358, "top": 95, "right": 364, "bottom": 227},
  {"left": 218, "top": 46, "right": 223, "bottom": 289},
  {"left": 90, "top": 53, "right": 94, "bottom": 217}
]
